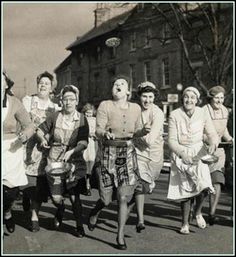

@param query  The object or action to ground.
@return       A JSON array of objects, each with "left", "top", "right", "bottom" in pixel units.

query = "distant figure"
[
  {"left": 82, "top": 103, "right": 98, "bottom": 196},
  {"left": 2, "top": 71, "right": 34, "bottom": 234}
]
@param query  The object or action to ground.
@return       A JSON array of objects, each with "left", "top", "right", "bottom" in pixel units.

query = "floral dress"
[{"left": 22, "top": 95, "right": 60, "bottom": 176}]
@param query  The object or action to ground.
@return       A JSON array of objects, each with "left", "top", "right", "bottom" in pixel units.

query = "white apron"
[{"left": 167, "top": 142, "right": 214, "bottom": 201}]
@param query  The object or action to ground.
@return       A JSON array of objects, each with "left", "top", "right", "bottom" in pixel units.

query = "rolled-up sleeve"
[
  {"left": 168, "top": 113, "right": 185, "bottom": 156},
  {"left": 15, "top": 99, "right": 34, "bottom": 142},
  {"left": 203, "top": 111, "right": 219, "bottom": 145},
  {"left": 143, "top": 109, "right": 164, "bottom": 146},
  {"left": 96, "top": 101, "right": 108, "bottom": 139}
]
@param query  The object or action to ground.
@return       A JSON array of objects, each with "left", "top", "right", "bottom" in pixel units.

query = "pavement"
[{"left": 2, "top": 171, "right": 234, "bottom": 255}]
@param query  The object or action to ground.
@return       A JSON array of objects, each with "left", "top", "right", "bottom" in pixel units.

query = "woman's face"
[
  {"left": 37, "top": 77, "right": 52, "bottom": 98},
  {"left": 211, "top": 92, "right": 224, "bottom": 110},
  {"left": 183, "top": 91, "right": 198, "bottom": 112},
  {"left": 140, "top": 92, "right": 155, "bottom": 110},
  {"left": 62, "top": 92, "right": 77, "bottom": 113},
  {"left": 85, "top": 109, "right": 93, "bottom": 117},
  {"left": 112, "top": 79, "right": 129, "bottom": 100}
]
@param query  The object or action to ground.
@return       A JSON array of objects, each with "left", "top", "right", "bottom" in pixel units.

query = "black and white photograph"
[{"left": 1, "top": 1, "right": 234, "bottom": 255}]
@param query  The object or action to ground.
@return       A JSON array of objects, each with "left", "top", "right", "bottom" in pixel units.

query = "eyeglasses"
[{"left": 62, "top": 98, "right": 77, "bottom": 102}]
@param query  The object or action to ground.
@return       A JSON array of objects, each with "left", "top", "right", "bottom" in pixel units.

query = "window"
[
  {"left": 94, "top": 73, "right": 100, "bottom": 97},
  {"left": 144, "top": 27, "right": 152, "bottom": 48},
  {"left": 144, "top": 61, "right": 151, "bottom": 81},
  {"left": 161, "top": 58, "right": 170, "bottom": 87},
  {"left": 95, "top": 46, "right": 102, "bottom": 62},
  {"left": 130, "top": 32, "right": 137, "bottom": 51},
  {"left": 192, "top": 43, "right": 201, "bottom": 53},
  {"left": 161, "top": 23, "right": 171, "bottom": 44},
  {"left": 129, "top": 64, "right": 136, "bottom": 91},
  {"left": 77, "top": 52, "right": 83, "bottom": 65},
  {"left": 109, "top": 47, "right": 116, "bottom": 59}
]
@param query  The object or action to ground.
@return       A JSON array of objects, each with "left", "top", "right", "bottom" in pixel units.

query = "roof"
[
  {"left": 66, "top": 9, "right": 134, "bottom": 50},
  {"left": 54, "top": 54, "right": 72, "bottom": 72}
]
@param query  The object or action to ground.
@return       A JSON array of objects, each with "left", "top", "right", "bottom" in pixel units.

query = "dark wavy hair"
[
  {"left": 81, "top": 103, "right": 96, "bottom": 116},
  {"left": 36, "top": 71, "right": 54, "bottom": 85},
  {"left": 112, "top": 74, "right": 131, "bottom": 89}
]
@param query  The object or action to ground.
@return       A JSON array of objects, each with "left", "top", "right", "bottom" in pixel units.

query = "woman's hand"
[
  {"left": 181, "top": 152, "right": 193, "bottom": 165},
  {"left": 104, "top": 131, "right": 115, "bottom": 140},
  {"left": 63, "top": 149, "right": 74, "bottom": 162},
  {"left": 208, "top": 143, "right": 217, "bottom": 155},
  {"left": 142, "top": 122, "right": 151, "bottom": 136},
  {"left": 40, "top": 139, "right": 50, "bottom": 149}
]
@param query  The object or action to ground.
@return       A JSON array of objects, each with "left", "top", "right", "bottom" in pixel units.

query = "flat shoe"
[
  {"left": 5, "top": 217, "right": 15, "bottom": 233},
  {"left": 196, "top": 214, "right": 206, "bottom": 229},
  {"left": 208, "top": 214, "right": 216, "bottom": 226},
  {"left": 136, "top": 223, "right": 145, "bottom": 233},
  {"left": 76, "top": 226, "right": 85, "bottom": 238},
  {"left": 87, "top": 212, "right": 97, "bottom": 231},
  {"left": 180, "top": 224, "right": 190, "bottom": 234},
  {"left": 31, "top": 220, "right": 40, "bottom": 232},
  {"left": 116, "top": 237, "right": 127, "bottom": 250},
  {"left": 54, "top": 205, "right": 65, "bottom": 228}
]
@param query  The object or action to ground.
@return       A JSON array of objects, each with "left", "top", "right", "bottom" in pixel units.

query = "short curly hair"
[
  {"left": 36, "top": 71, "right": 54, "bottom": 85},
  {"left": 81, "top": 103, "right": 96, "bottom": 116}
]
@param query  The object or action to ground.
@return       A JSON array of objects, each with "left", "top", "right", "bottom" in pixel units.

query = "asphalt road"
[{"left": 2, "top": 172, "right": 234, "bottom": 255}]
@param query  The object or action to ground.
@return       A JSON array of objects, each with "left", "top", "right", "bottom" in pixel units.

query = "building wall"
[{"left": 55, "top": 4, "right": 233, "bottom": 111}]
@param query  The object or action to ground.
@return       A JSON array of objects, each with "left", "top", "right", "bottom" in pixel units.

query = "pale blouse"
[
  {"left": 168, "top": 106, "right": 218, "bottom": 156},
  {"left": 134, "top": 104, "right": 164, "bottom": 161},
  {"left": 96, "top": 100, "right": 141, "bottom": 139}
]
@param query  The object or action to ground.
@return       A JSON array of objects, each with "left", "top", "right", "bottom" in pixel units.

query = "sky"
[{"left": 2, "top": 2, "right": 96, "bottom": 97}]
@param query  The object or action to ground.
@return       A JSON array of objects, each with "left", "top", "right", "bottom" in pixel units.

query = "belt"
[{"left": 103, "top": 138, "right": 132, "bottom": 147}]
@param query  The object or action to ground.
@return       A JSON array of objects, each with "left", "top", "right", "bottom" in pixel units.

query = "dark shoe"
[
  {"left": 31, "top": 220, "right": 40, "bottom": 232},
  {"left": 87, "top": 212, "right": 97, "bottom": 231},
  {"left": 208, "top": 214, "right": 216, "bottom": 226},
  {"left": 5, "top": 217, "right": 15, "bottom": 233},
  {"left": 116, "top": 237, "right": 127, "bottom": 250},
  {"left": 86, "top": 188, "right": 92, "bottom": 196},
  {"left": 54, "top": 206, "right": 65, "bottom": 229},
  {"left": 136, "top": 223, "right": 145, "bottom": 233},
  {"left": 22, "top": 195, "right": 31, "bottom": 212},
  {"left": 76, "top": 226, "right": 85, "bottom": 238}
]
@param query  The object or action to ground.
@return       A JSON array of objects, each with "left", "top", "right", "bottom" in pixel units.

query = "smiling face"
[
  {"left": 183, "top": 90, "right": 198, "bottom": 112},
  {"left": 85, "top": 109, "right": 93, "bottom": 117},
  {"left": 140, "top": 92, "right": 155, "bottom": 110},
  {"left": 210, "top": 92, "right": 224, "bottom": 110},
  {"left": 37, "top": 77, "right": 52, "bottom": 98},
  {"left": 112, "top": 78, "right": 129, "bottom": 100},
  {"left": 62, "top": 91, "right": 77, "bottom": 114}
]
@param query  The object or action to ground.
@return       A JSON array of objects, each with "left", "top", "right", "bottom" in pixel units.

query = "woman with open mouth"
[{"left": 87, "top": 75, "right": 148, "bottom": 250}]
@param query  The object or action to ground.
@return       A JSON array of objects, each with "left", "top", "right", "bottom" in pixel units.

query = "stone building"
[{"left": 54, "top": 3, "right": 233, "bottom": 119}]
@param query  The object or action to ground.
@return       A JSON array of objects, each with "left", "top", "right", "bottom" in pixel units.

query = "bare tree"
[{"left": 152, "top": 3, "right": 233, "bottom": 95}]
